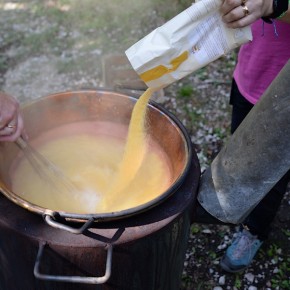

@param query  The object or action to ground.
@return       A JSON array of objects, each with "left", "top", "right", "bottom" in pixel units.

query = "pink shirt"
[{"left": 234, "top": 19, "right": 290, "bottom": 104}]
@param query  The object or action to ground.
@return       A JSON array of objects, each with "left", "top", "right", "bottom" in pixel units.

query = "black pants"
[{"left": 230, "top": 80, "right": 290, "bottom": 240}]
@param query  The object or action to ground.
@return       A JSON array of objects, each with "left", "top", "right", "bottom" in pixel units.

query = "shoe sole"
[{"left": 220, "top": 259, "right": 247, "bottom": 273}]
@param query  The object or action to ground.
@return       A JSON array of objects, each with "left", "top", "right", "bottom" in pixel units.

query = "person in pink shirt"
[{"left": 218, "top": 0, "right": 290, "bottom": 273}]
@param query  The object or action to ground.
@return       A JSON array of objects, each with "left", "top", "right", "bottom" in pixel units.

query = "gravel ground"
[
  {"left": 164, "top": 60, "right": 290, "bottom": 290},
  {"left": 0, "top": 1, "right": 289, "bottom": 289}
]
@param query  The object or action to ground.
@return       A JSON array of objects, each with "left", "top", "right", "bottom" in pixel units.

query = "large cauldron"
[{"left": 0, "top": 90, "right": 200, "bottom": 290}]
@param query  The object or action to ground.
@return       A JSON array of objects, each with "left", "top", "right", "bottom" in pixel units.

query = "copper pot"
[{"left": 0, "top": 90, "right": 192, "bottom": 233}]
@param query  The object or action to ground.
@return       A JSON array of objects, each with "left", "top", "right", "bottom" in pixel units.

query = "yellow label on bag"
[{"left": 139, "top": 51, "right": 189, "bottom": 83}]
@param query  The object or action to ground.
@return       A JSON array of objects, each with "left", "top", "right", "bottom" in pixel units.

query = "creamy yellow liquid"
[
  {"left": 12, "top": 88, "right": 170, "bottom": 213},
  {"left": 12, "top": 133, "right": 171, "bottom": 213}
]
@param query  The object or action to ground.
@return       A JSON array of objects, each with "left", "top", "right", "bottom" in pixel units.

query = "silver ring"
[
  {"left": 242, "top": 4, "right": 249, "bottom": 16},
  {"left": 7, "top": 124, "right": 16, "bottom": 129}
]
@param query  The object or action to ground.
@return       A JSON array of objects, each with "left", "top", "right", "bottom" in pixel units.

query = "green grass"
[
  {"left": 234, "top": 274, "right": 242, "bottom": 289},
  {"left": 271, "top": 258, "right": 290, "bottom": 289},
  {"left": 1, "top": 0, "right": 195, "bottom": 53},
  {"left": 177, "top": 85, "right": 196, "bottom": 99},
  {"left": 190, "top": 224, "right": 201, "bottom": 234}
]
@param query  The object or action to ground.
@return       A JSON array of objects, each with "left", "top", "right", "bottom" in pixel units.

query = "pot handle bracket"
[
  {"left": 34, "top": 242, "right": 113, "bottom": 284},
  {"left": 44, "top": 213, "right": 95, "bottom": 234}
]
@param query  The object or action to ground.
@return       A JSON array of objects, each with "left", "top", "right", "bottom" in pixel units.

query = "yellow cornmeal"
[
  {"left": 12, "top": 130, "right": 170, "bottom": 214},
  {"left": 104, "top": 88, "right": 155, "bottom": 208},
  {"left": 13, "top": 88, "right": 170, "bottom": 213}
]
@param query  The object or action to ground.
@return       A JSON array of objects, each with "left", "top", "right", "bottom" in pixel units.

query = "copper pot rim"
[{"left": 2, "top": 90, "right": 193, "bottom": 222}]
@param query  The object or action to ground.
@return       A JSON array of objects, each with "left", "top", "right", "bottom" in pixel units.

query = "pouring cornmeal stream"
[{"left": 103, "top": 87, "right": 156, "bottom": 209}]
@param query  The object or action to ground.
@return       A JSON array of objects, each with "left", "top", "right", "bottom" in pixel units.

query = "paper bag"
[{"left": 125, "top": 0, "right": 252, "bottom": 88}]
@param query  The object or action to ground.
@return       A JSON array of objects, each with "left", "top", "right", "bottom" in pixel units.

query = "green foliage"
[
  {"left": 234, "top": 273, "right": 242, "bottom": 289},
  {"left": 190, "top": 224, "right": 200, "bottom": 234},
  {"left": 281, "top": 228, "right": 290, "bottom": 237},
  {"left": 196, "top": 67, "right": 209, "bottom": 81},
  {"left": 184, "top": 107, "right": 202, "bottom": 124},
  {"left": 181, "top": 273, "right": 193, "bottom": 289},
  {"left": 178, "top": 85, "right": 195, "bottom": 99},
  {"left": 213, "top": 127, "right": 227, "bottom": 139},
  {"left": 0, "top": 0, "right": 164, "bottom": 63},
  {"left": 208, "top": 250, "right": 217, "bottom": 260},
  {"left": 271, "top": 258, "right": 290, "bottom": 289},
  {"left": 266, "top": 243, "right": 280, "bottom": 258}
]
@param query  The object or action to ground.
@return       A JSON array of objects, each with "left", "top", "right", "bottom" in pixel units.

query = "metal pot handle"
[
  {"left": 44, "top": 214, "right": 95, "bottom": 234},
  {"left": 34, "top": 242, "right": 113, "bottom": 284}
]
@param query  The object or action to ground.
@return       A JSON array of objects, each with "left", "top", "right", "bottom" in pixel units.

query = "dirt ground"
[{"left": 0, "top": 1, "right": 289, "bottom": 289}]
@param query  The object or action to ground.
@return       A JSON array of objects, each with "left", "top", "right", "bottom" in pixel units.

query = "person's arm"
[
  {"left": 0, "top": 92, "right": 24, "bottom": 142},
  {"left": 220, "top": 0, "right": 289, "bottom": 28}
]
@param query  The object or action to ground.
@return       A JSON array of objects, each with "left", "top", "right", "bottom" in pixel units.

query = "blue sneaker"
[{"left": 220, "top": 229, "right": 263, "bottom": 273}]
